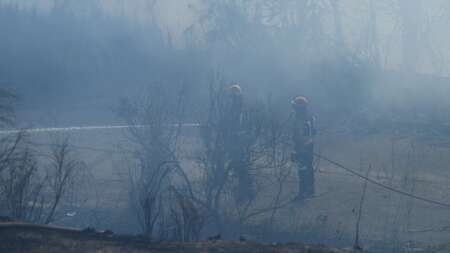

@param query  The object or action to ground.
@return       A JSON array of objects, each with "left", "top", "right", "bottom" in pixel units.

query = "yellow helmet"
[{"left": 229, "top": 84, "right": 242, "bottom": 95}]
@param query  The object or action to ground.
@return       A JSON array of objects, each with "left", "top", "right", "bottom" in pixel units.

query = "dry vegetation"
[{"left": 3, "top": 84, "right": 450, "bottom": 252}]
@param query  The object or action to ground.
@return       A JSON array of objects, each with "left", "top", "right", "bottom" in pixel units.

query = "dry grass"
[{"left": 25, "top": 130, "right": 450, "bottom": 252}]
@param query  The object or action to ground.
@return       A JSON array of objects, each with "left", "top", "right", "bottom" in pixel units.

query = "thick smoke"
[{"left": 1, "top": 0, "right": 450, "bottom": 125}]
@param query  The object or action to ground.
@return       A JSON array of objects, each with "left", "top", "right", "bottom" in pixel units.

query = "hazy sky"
[
  {"left": 3, "top": 0, "right": 450, "bottom": 76},
  {"left": 0, "top": 0, "right": 199, "bottom": 43}
]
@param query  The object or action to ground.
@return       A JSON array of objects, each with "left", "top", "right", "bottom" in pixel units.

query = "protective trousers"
[{"left": 296, "top": 143, "right": 314, "bottom": 199}]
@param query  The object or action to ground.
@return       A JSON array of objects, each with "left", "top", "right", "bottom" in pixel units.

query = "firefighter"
[
  {"left": 228, "top": 84, "right": 243, "bottom": 131},
  {"left": 291, "top": 95, "right": 316, "bottom": 200},
  {"left": 225, "top": 84, "right": 252, "bottom": 202}
]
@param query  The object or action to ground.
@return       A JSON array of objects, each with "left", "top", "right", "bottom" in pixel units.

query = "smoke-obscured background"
[{"left": 2, "top": 0, "right": 450, "bottom": 128}]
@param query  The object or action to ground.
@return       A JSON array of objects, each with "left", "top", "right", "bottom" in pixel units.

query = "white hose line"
[{"left": 0, "top": 123, "right": 202, "bottom": 135}]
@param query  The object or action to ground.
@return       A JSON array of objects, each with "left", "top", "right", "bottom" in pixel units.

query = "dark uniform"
[
  {"left": 292, "top": 96, "right": 316, "bottom": 199},
  {"left": 224, "top": 85, "right": 253, "bottom": 202}
]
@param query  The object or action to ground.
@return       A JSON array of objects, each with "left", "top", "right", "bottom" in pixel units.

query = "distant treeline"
[{"left": 1, "top": 1, "right": 448, "bottom": 125}]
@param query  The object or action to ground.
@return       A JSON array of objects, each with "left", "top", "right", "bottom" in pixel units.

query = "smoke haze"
[{"left": 1, "top": 0, "right": 450, "bottom": 128}]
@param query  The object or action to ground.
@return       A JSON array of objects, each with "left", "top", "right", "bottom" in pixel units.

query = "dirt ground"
[{"left": 0, "top": 222, "right": 356, "bottom": 253}]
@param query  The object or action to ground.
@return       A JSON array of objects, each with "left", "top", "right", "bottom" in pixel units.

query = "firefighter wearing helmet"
[
  {"left": 224, "top": 84, "right": 253, "bottom": 202},
  {"left": 291, "top": 95, "right": 316, "bottom": 200},
  {"left": 228, "top": 84, "right": 243, "bottom": 129}
]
